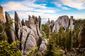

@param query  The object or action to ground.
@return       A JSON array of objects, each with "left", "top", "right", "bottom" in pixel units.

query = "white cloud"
[
  {"left": 2, "top": 0, "right": 59, "bottom": 22},
  {"left": 61, "top": 0, "right": 85, "bottom": 9},
  {"left": 3, "top": 2, "right": 34, "bottom": 11}
]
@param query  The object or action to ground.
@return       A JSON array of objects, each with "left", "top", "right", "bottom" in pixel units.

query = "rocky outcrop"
[{"left": 52, "top": 15, "right": 75, "bottom": 32}]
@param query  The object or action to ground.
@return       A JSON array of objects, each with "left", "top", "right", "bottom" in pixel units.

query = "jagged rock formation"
[
  {"left": 52, "top": 15, "right": 75, "bottom": 32},
  {"left": 0, "top": 5, "right": 5, "bottom": 23},
  {"left": 13, "top": 12, "right": 47, "bottom": 55},
  {"left": 0, "top": 8, "right": 48, "bottom": 55}
]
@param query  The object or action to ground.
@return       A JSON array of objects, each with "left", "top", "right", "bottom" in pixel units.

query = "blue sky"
[{"left": 0, "top": 0, "right": 85, "bottom": 22}]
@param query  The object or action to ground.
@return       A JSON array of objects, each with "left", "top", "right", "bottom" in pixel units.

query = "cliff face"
[
  {"left": 52, "top": 15, "right": 75, "bottom": 32},
  {"left": 0, "top": 6, "right": 4, "bottom": 22}
]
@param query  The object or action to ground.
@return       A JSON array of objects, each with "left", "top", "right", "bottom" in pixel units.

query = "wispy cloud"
[
  {"left": 54, "top": 2, "right": 70, "bottom": 10},
  {"left": 60, "top": 0, "right": 85, "bottom": 9}
]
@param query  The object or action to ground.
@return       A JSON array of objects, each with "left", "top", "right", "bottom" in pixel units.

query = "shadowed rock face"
[
  {"left": 52, "top": 15, "right": 75, "bottom": 32},
  {"left": 78, "top": 24, "right": 85, "bottom": 48},
  {"left": 14, "top": 12, "right": 22, "bottom": 40},
  {"left": 21, "top": 19, "right": 25, "bottom": 26},
  {"left": 5, "top": 12, "right": 15, "bottom": 43}
]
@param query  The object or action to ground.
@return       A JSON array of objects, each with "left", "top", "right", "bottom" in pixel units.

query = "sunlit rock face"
[
  {"left": 39, "top": 39, "right": 48, "bottom": 54},
  {"left": 0, "top": 6, "right": 5, "bottom": 23},
  {"left": 52, "top": 15, "right": 75, "bottom": 32},
  {"left": 20, "top": 26, "right": 37, "bottom": 55},
  {"left": 69, "top": 16, "right": 75, "bottom": 31}
]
